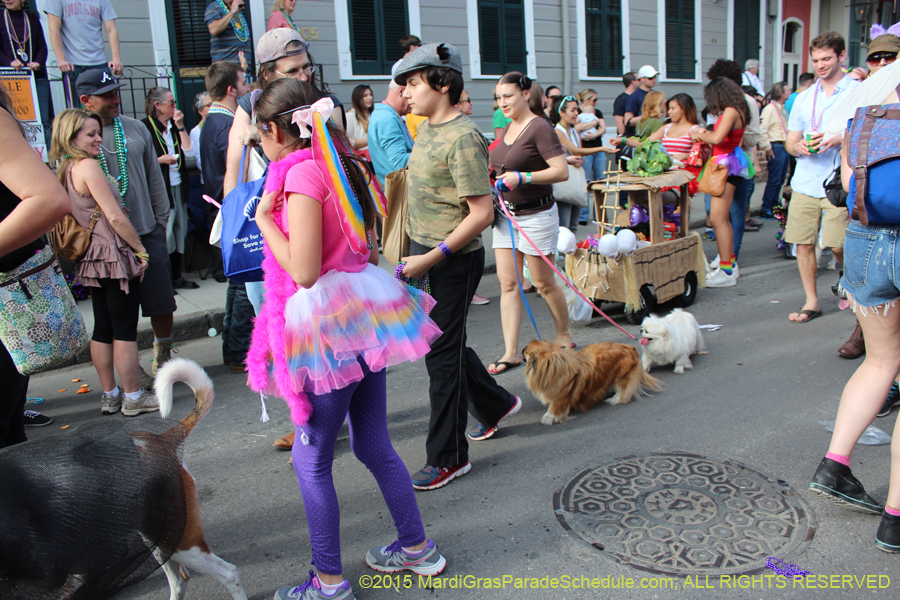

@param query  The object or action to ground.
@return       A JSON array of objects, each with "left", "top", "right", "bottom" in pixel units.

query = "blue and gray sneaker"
[
  {"left": 274, "top": 570, "right": 355, "bottom": 600},
  {"left": 878, "top": 382, "right": 900, "bottom": 418},
  {"left": 366, "top": 539, "right": 447, "bottom": 576}
]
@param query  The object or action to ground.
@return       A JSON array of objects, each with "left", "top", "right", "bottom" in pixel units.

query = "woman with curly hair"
[{"left": 690, "top": 77, "right": 751, "bottom": 287}]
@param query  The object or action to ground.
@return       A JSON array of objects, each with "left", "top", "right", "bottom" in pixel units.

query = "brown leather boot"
[{"left": 838, "top": 321, "right": 865, "bottom": 359}]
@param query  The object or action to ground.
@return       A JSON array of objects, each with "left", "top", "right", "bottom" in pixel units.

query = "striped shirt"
[{"left": 660, "top": 124, "right": 696, "bottom": 156}]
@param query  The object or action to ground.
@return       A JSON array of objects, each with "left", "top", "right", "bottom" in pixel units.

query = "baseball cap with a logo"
[
  {"left": 75, "top": 68, "right": 125, "bottom": 97},
  {"left": 257, "top": 28, "right": 310, "bottom": 64},
  {"left": 637, "top": 65, "right": 659, "bottom": 79}
]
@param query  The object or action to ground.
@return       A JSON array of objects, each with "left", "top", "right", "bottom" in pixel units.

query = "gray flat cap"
[{"left": 393, "top": 42, "right": 463, "bottom": 85}]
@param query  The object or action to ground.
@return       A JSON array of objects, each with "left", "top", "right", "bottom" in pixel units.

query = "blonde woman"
[
  {"left": 611, "top": 90, "right": 666, "bottom": 149},
  {"left": 50, "top": 109, "right": 155, "bottom": 416},
  {"left": 267, "top": 0, "right": 298, "bottom": 31}
]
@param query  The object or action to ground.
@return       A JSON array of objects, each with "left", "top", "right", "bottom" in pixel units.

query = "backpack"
[{"left": 847, "top": 95, "right": 900, "bottom": 225}]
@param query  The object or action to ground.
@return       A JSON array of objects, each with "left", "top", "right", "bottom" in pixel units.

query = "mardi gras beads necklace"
[
  {"left": 97, "top": 117, "right": 129, "bottom": 200},
  {"left": 216, "top": 0, "right": 249, "bottom": 42},
  {"left": 4, "top": 9, "right": 31, "bottom": 63},
  {"left": 149, "top": 117, "right": 181, "bottom": 171},
  {"left": 280, "top": 8, "right": 298, "bottom": 32}
]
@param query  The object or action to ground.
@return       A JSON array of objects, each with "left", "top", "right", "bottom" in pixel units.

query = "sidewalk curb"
[{"left": 60, "top": 309, "right": 226, "bottom": 370}]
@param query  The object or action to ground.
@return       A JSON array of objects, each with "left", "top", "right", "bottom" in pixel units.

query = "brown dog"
[{"left": 522, "top": 340, "right": 663, "bottom": 425}]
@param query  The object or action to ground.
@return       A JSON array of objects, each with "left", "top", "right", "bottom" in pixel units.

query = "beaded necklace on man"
[
  {"left": 149, "top": 116, "right": 181, "bottom": 171},
  {"left": 98, "top": 117, "right": 129, "bottom": 200},
  {"left": 280, "top": 8, "right": 298, "bottom": 31},
  {"left": 4, "top": 8, "right": 31, "bottom": 63},
  {"left": 208, "top": 101, "right": 235, "bottom": 118},
  {"left": 215, "top": 0, "right": 249, "bottom": 42}
]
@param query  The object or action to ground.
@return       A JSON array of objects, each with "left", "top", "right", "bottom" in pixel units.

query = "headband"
[{"left": 558, "top": 95, "right": 576, "bottom": 114}]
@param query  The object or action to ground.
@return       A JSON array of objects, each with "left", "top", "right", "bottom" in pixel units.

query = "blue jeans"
[
  {"left": 761, "top": 143, "right": 789, "bottom": 214},
  {"left": 580, "top": 153, "right": 607, "bottom": 221},
  {"left": 222, "top": 280, "right": 255, "bottom": 365},
  {"left": 841, "top": 221, "right": 900, "bottom": 309},
  {"left": 730, "top": 178, "right": 750, "bottom": 261},
  {"left": 34, "top": 78, "right": 53, "bottom": 149},
  {"left": 63, "top": 64, "right": 107, "bottom": 108}
]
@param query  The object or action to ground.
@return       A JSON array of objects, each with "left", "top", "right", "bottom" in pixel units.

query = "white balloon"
[
  {"left": 557, "top": 226, "right": 577, "bottom": 255},
  {"left": 597, "top": 233, "right": 619, "bottom": 258},
  {"left": 616, "top": 229, "right": 638, "bottom": 255}
]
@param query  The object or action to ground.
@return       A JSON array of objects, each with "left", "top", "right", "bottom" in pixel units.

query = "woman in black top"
[
  {"left": 142, "top": 86, "right": 197, "bottom": 289},
  {"left": 0, "top": 86, "right": 70, "bottom": 448}
]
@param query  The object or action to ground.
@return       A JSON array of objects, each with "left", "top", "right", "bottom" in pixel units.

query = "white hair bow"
[{"left": 291, "top": 97, "right": 334, "bottom": 138}]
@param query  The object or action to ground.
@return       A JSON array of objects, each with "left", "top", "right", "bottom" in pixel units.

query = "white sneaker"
[
  {"left": 122, "top": 389, "right": 160, "bottom": 416},
  {"left": 706, "top": 268, "right": 737, "bottom": 288},
  {"left": 709, "top": 255, "right": 739, "bottom": 278}
]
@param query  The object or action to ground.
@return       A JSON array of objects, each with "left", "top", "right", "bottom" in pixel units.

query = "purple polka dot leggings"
[{"left": 291, "top": 361, "right": 426, "bottom": 575}]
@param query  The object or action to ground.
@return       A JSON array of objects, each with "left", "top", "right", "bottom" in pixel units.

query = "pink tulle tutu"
[{"left": 281, "top": 264, "right": 441, "bottom": 397}]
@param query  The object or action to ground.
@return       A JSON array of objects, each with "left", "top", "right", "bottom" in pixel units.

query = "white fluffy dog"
[{"left": 639, "top": 309, "right": 708, "bottom": 374}]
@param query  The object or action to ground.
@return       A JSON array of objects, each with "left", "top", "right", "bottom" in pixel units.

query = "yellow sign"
[{"left": 1, "top": 74, "right": 36, "bottom": 121}]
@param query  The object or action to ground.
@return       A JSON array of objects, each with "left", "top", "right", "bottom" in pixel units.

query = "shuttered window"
[
  {"left": 733, "top": 0, "right": 760, "bottom": 69},
  {"left": 166, "top": 0, "right": 253, "bottom": 68},
  {"left": 664, "top": 0, "right": 696, "bottom": 79},
  {"left": 478, "top": 0, "right": 527, "bottom": 76},
  {"left": 586, "top": 0, "right": 622, "bottom": 77},
  {"left": 349, "top": 0, "right": 409, "bottom": 75}
]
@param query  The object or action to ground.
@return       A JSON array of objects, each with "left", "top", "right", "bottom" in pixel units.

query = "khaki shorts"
[{"left": 783, "top": 192, "right": 850, "bottom": 248}]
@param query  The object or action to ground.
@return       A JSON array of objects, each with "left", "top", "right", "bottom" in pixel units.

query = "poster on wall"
[{"left": 0, "top": 69, "right": 47, "bottom": 162}]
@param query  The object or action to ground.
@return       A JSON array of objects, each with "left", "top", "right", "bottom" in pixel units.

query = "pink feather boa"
[{"left": 246, "top": 148, "right": 314, "bottom": 425}]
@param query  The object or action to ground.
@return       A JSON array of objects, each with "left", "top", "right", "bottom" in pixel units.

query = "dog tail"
[
  {"left": 640, "top": 370, "right": 664, "bottom": 393},
  {"left": 155, "top": 358, "right": 214, "bottom": 437}
]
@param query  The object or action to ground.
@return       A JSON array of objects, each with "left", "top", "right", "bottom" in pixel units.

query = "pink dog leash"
[{"left": 495, "top": 187, "right": 636, "bottom": 341}]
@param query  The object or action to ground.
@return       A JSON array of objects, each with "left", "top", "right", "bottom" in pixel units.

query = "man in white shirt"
[
  {"left": 784, "top": 32, "right": 857, "bottom": 324},
  {"left": 742, "top": 59, "right": 765, "bottom": 97}
]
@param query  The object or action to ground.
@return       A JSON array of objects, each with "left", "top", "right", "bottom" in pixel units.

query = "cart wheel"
[
  {"left": 679, "top": 272, "right": 698, "bottom": 307},
  {"left": 625, "top": 285, "right": 657, "bottom": 325}
]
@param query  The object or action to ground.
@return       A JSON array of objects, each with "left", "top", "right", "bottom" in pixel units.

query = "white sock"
[
  {"left": 124, "top": 390, "right": 142, "bottom": 401},
  {"left": 104, "top": 387, "right": 120, "bottom": 397},
  {"left": 318, "top": 579, "right": 345, "bottom": 596}
]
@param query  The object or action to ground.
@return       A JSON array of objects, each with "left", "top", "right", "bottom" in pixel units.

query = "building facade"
[{"left": 34, "top": 1, "right": 895, "bottom": 134}]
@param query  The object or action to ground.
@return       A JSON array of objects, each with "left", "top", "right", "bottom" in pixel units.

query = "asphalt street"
[{"left": 20, "top": 225, "right": 899, "bottom": 600}]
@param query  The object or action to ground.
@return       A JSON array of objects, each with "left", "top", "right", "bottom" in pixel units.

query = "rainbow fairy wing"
[{"left": 309, "top": 111, "right": 368, "bottom": 254}]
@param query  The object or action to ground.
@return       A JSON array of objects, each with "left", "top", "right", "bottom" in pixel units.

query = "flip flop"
[
  {"left": 488, "top": 360, "right": 522, "bottom": 375},
  {"left": 790, "top": 308, "right": 823, "bottom": 324}
]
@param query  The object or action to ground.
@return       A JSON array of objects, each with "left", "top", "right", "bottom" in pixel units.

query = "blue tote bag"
[{"left": 221, "top": 147, "right": 266, "bottom": 282}]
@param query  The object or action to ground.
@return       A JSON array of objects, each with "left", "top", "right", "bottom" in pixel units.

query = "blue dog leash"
[{"left": 497, "top": 181, "right": 542, "bottom": 341}]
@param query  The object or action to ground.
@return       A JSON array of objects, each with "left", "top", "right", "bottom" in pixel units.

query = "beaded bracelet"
[
  {"left": 135, "top": 252, "right": 150, "bottom": 261},
  {"left": 438, "top": 242, "right": 452, "bottom": 257},
  {"left": 394, "top": 262, "right": 431, "bottom": 295}
]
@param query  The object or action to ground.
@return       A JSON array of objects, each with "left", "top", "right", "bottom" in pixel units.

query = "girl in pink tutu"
[{"left": 246, "top": 78, "right": 446, "bottom": 600}]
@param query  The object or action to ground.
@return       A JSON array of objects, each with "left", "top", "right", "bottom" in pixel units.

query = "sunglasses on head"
[{"left": 867, "top": 52, "right": 898, "bottom": 65}]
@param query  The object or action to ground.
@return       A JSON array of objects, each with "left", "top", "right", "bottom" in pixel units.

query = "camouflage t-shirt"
[{"left": 406, "top": 114, "right": 492, "bottom": 254}]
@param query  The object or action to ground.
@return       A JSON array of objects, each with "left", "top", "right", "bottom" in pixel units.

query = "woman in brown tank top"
[{"left": 50, "top": 109, "right": 157, "bottom": 417}]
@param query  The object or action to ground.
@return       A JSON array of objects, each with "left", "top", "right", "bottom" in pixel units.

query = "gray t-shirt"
[
  {"left": 100, "top": 116, "right": 169, "bottom": 237},
  {"left": 44, "top": 0, "right": 116, "bottom": 66}
]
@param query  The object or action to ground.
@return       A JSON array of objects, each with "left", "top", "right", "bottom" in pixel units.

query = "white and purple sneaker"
[{"left": 365, "top": 539, "right": 447, "bottom": 576}]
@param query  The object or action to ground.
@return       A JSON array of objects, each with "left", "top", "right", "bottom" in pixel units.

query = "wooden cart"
[{"left": 565, "top": 169, "right": 705, "bottom": 324}]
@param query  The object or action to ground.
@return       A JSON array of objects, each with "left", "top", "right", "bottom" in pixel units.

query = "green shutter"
[
  {"left": 349, "top": 0, "right": 410, "bottom": 75},
  {"left": 733, "top": 0, "right": 760, "bottom": 69},
  {"left": 478, "top": 0, "right": 527, "bottom": 75},
  {"left": 665, "top": 0, "right": 695, "bottom": 79},
  {"left": 586, "top": 0, "right": 622, "bottom": 77}
]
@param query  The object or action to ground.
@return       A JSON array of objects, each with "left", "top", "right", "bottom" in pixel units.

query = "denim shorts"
[{"left": 840, "top": 220, "right": 900, "bottom": 310}]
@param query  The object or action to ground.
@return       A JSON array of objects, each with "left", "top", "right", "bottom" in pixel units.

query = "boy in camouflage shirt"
[{"left": 394, "top": 43, "right": 520, "bottom": 492}]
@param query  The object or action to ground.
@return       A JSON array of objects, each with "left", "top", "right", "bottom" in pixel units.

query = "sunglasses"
[{"left": 867, "top": 52, "right": 898, "bottom": 65}]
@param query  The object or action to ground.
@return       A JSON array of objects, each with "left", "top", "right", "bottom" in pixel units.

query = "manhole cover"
[{"left": 553, "top": 452, "right": 815, "bottom": 576}]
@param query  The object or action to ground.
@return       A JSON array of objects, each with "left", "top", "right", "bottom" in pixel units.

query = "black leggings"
[
  {"left": 91, "top": 278, "right": 141, "bottom": 344},
  {"left": 0, "top": 341, "right": 27, "bottom": 448}
]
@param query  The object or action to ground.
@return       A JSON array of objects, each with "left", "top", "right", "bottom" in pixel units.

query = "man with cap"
[
  {"left": 742, "top": 59, "right": 766, "bottom": 97},
  {"left": 77, "top": 68, "right": 172, "bottom": 399},
  {"left": 622, "top": 65, "right": 658, "bottom": 137},
  {"left": 368, "top": 80, "right": 413, "bottom": 186},
  {"left": 394, "top": 42, "right": 520, "bottom": 491}
]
